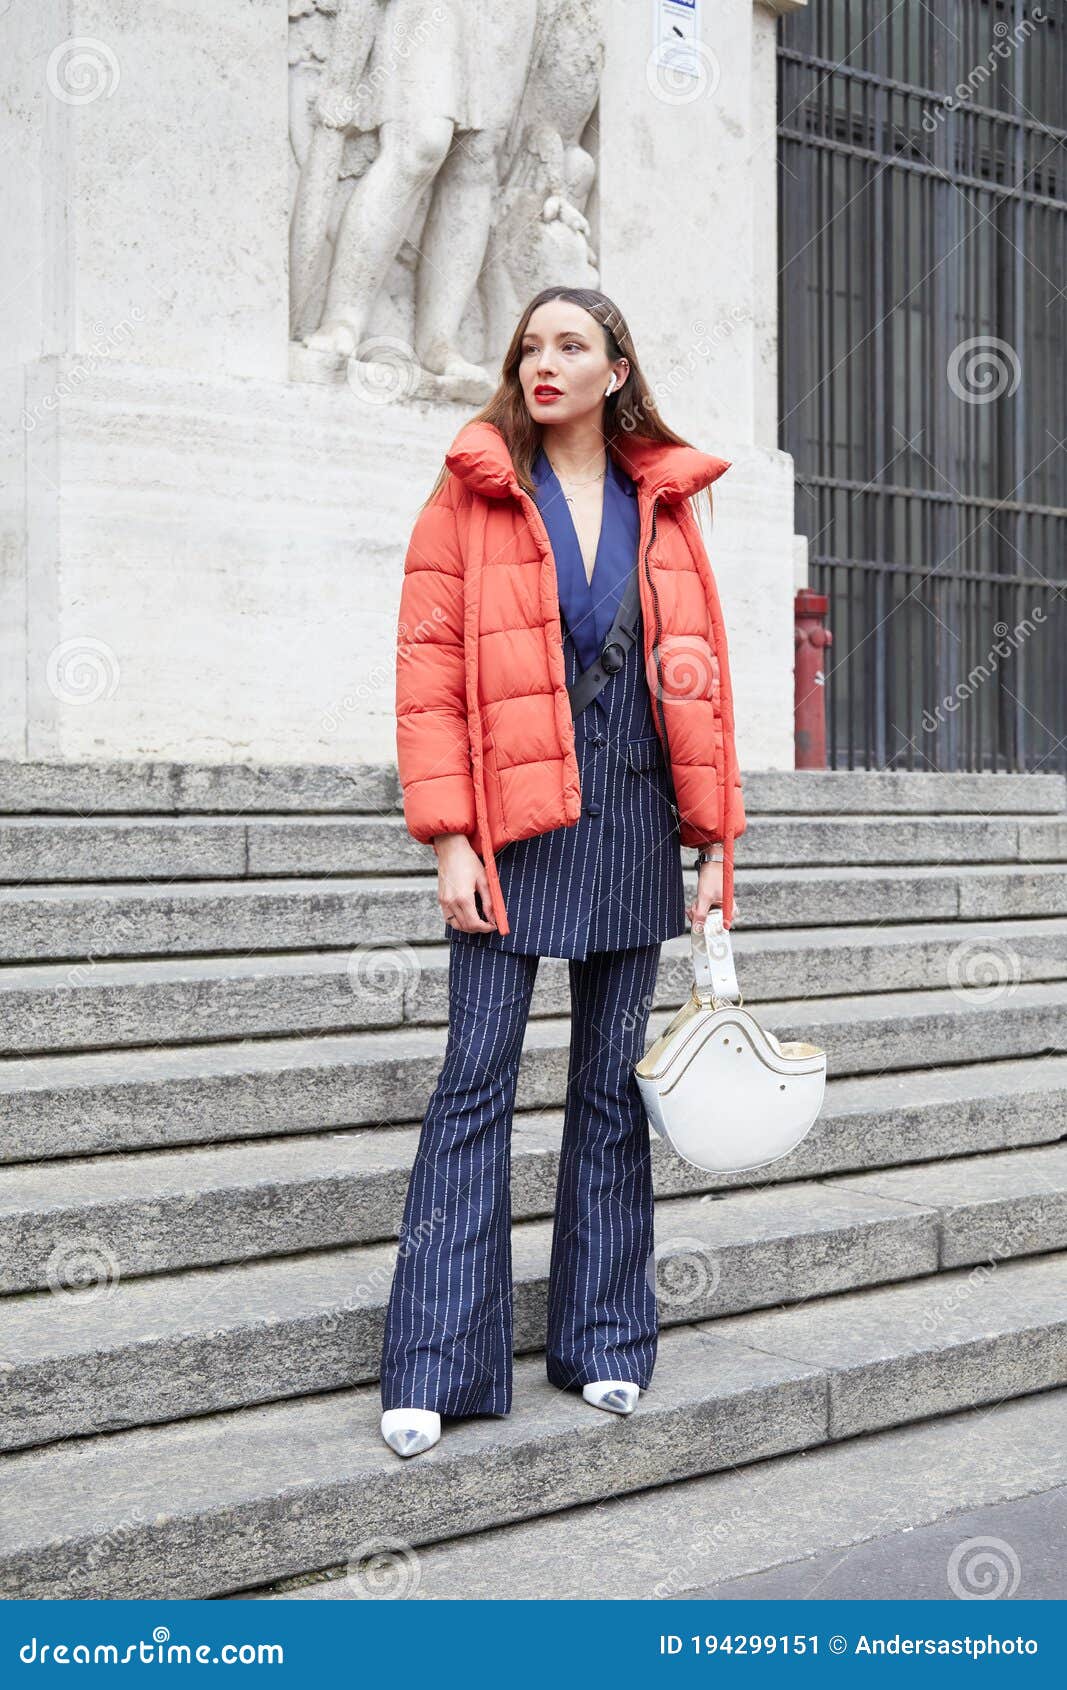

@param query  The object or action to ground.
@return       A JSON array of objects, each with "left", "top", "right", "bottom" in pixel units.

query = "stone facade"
[{"left": 1, "top": 0, "right": 800, "bottom": 768}]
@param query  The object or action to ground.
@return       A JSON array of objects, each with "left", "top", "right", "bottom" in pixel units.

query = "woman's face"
[{"left": 517, "top": 301, "right": 627, "bottom": 424}]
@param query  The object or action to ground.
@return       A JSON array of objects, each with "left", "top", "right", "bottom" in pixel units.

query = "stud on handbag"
[{"left": 634, "top": 909, "right": 827, "bottom": 1174}]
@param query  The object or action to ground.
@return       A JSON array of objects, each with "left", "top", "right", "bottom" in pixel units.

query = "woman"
[{"left": 380, "top": 286, "right": 746, "bottom": 1456}]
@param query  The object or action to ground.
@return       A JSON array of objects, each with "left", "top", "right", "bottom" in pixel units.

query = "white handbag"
[{"left": 634, "top": 909, "right": 827, "bottom": 1174}]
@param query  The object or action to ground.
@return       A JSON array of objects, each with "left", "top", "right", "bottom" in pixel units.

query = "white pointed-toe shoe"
[
  {"left": 381, "top": 1407, "right": 441, "bottom": 1456},
  {"left": 582, "top": 1380, "right": 640, "bottom": 1415}
]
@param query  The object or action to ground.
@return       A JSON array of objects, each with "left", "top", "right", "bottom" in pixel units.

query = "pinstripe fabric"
[
  {"left": 450, "top": 447, "right": 688, "bottom": 959},
  {"left": 379, "top": 447, "right": 684, "bottom": 1416},
  {"left": 379, "top": 937, "right": 662, "bottom": 1414}
]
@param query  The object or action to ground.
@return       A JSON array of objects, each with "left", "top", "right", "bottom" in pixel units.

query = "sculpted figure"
[
  {"left": 482, "top": 0, "right": 606, "bottom": 359},
  {"left": 290, "top": 0, "right": 538, "bottom": 394}
]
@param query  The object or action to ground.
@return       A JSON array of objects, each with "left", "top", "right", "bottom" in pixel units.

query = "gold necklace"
[{"left": 549, "top": 457, "right": 607, "bottom": 501}]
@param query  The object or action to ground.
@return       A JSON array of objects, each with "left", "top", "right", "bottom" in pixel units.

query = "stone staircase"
[{"left": 0, "top": 762, "right": 1065, "bottom": 1599}]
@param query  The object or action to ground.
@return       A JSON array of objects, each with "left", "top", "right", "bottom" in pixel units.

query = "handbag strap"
[
  {"left": 567, "top": 567, "right": 642, "bottom": 718},
  {"left": 690, "top": 908, "right": 741, "bottom": 1005}
]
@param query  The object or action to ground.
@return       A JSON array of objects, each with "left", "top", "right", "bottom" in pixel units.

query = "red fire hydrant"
[{"left": 794, "top": 589, "right": 832, "bottom": 769}]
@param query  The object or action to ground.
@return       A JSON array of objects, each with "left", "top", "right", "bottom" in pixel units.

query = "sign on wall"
[{"left": 654, "top": 0, "right": 703, "bottom": 83}]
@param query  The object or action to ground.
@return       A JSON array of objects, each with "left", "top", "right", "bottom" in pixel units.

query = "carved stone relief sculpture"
[{"left": 288, "top": 0, "right": 607, "bottom": 400}]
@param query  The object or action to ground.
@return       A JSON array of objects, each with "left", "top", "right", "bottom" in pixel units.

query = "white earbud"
[{"left": 605, "top": 372, "right": 617, "bottom": 396}]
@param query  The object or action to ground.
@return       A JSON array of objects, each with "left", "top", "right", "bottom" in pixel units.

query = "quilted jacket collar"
[{"left": 444, "top": 420, "right": 730, "bottom": 504}]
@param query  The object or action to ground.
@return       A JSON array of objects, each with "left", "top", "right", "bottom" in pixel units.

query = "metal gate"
[{"left": 777, "top": 0, "right": 1066, "bottom": 771}]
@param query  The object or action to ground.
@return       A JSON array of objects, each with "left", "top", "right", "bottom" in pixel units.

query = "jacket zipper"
[{"left": 642, "top": 497, "right": 682, "bottom": 825}]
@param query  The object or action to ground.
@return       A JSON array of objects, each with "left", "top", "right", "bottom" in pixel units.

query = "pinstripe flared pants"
[{"left": 379, "top": 936, "right": 662, "bottom": 1416}]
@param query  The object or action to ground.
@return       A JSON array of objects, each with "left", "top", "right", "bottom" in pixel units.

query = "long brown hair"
[{"left": 422, "top": 287, "right": 715, "bottom": 528}]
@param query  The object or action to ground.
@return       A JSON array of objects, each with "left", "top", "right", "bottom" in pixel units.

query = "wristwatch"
[{"left": 694, "top": 844, "right": 724, "bottom": 867}]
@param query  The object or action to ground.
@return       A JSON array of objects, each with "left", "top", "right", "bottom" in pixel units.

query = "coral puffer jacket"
[{"left": 395, "top": 420, "right": 746, "bottom": 932}]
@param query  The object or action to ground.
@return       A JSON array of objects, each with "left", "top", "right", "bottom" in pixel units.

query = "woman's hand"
[
  {"left": 433, "top": 834, "right": 498, "bottom": 933},
  {"left": 686, "top": 859, "right": 723, "bottom": 934}
]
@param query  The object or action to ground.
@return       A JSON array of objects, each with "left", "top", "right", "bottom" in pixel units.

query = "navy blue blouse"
[{"left": 449, "top": 444, "right": 688, "bottom": 959}]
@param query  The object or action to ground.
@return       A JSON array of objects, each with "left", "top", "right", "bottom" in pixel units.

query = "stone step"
[
  {"left": 4, "top": 915, "right": 1066, "bottom": 1056},
  {"left": 3, "top": 1143, "right": 1064, "bottom": 1452},
  {"left": 0, "top": 761, "right": 1061, "bottom": 815},
  {"left": 735, "top": 864, "right": 1067, "bottom": 925},
  {"left": 2, "top": 1057, "right": 1064, "bottom": 1291},
  {"left": 0, "top": 1251, "right": 1063, "bottom": 1597},
  {"left": 5, "top": 863, "right": 1067, "bottom": 963},
  {"left": 0, "top": 1178, "right": 924, "bottom": 1449},
  {"left": 3, "top": 811, "right": 1067, "bottom": 884},
  {"left": 730, "top": 770, "right": 1067, "bottom": 815},
  {"left": 3, "top": 981, "right": 1065, "bottom": 1165},
  {"left": 248, "top": 1386, "right": 1067, "bottom": 1600},
  {"left": 733, "top": 815, "right": 1067, "bottom": 866},
  {"left": 0, "top": 761, "right": 401, "bottom": 815}
]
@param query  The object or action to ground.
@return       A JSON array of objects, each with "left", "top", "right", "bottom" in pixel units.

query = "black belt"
[{"left": 564, "top": 568, "right": 642, "bottom": 719}]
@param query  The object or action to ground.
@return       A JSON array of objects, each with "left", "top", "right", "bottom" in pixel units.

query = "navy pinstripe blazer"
[{"left": 448, "top": 445, "right": 688, "bottom": 960}]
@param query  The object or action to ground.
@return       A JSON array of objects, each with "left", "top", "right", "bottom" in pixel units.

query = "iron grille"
[{"left": 778, "top": 0, "right": 1067, "bottom": 771}]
